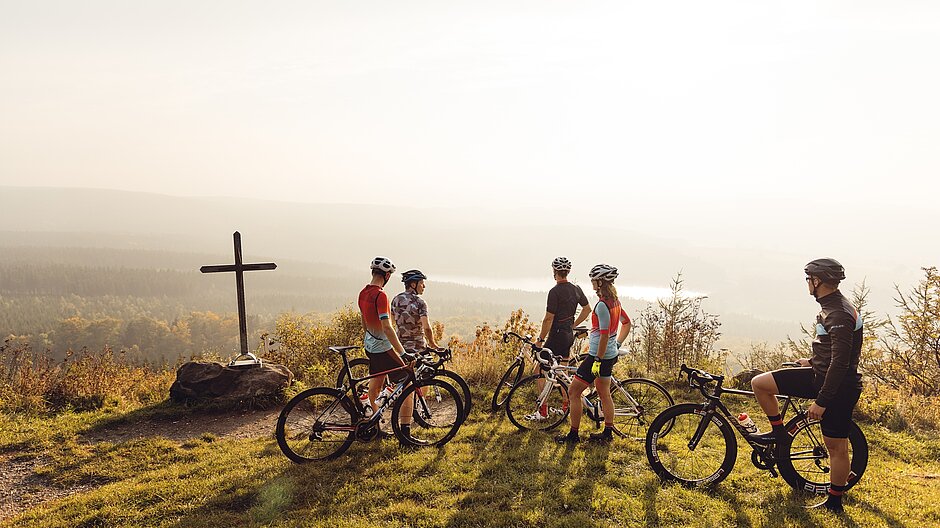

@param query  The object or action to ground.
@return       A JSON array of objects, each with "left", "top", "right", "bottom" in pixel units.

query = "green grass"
[{"left": 2, "top": 390, "right": 939, "bottom": 528}]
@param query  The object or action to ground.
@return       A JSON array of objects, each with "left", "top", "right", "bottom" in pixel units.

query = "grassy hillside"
[{"left": 1, "top": 388, "right": 938, "bottom": 528}]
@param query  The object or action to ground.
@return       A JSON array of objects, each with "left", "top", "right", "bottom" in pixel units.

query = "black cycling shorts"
[
  {"left": 368, "top": 350, "right": 408, "bottom": 384},
  {"left": 575, "top": 355, "right": 617, "bottom": 384},
  {"left": 544, "top": 327, "right": 575, "bottom": 360},
  {"left": 772, "top": 367, "right": 861, "bottom": 439}
]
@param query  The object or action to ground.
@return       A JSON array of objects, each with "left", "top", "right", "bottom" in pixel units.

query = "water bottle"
[
  {"left": 375, "top": 385, "right": 395, "bottom": 407},
  {"left": 359, "top": 392, "right": 373, "bottom": 416},
  {"left": 737, "top": 413, "right": 759, "bottom": 435}
]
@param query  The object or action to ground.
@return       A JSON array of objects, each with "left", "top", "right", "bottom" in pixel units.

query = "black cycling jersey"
[
  {"left": 546, "top": 281, "right": 589, "bottom": 330},
  {"left": 811, "top": 290, "right": 863, "bottom": 408}
]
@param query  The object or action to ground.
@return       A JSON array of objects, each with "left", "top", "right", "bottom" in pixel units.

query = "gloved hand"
[{"left": 591, "top": 358, "right": 600, "bottom": 377}]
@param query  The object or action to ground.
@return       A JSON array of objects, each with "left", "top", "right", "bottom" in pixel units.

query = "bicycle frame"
[
  {"left": 679, "top": 364, "right": 827, "bottom": 476},
  {"left": 504, "top": 330, "right": 645, "bottom": 430},
  {"left": 331, "top": 347, "right": 420, "bottom": 430}
]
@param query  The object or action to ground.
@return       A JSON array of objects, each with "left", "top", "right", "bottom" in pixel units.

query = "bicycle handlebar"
[
  {"left": 503, "top": 332, "right": 537, "bottom": 347},
  {"left": 678, "top": 364, "right": 725, "bottom": 395}
]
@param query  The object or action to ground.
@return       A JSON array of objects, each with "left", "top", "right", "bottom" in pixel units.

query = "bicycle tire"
[
  {"left": 335, "top": 357, "right": 373, "bottom": 391},
  {"left": 645, "top": 403, "right": 737, "bottom": 487},
  {"left": 276, "top": 387, "right": 356, "bottom": 463},
  {"left": 414, "top": 369, "right": 471, "bottom": 425},
  {"left": 612, "top": 378, "right": 674, "bottom": 440},
  {"left": 393, "top": 378, "right": 464, "bottom": 447},
  {"left": 777, "top": 417, "right": 868, "bottom": 494},
  {"left": 491, "top": 360, "right": 524, "bottom": 412},
  {"left": 505, "top": 374, "right": 569, "bottom": 432}
]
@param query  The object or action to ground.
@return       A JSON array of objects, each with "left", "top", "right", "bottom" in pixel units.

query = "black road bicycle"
[
  {"left": 275, "top": 346, "right": 464, "bottom": 463},
  {"left": 490, "top": 328, "right": 589, "bottom": 412},
  {"left": 645, "top": 364, "right": 868, "bottom": 494},
  {"left": 502, "top": 332, "right": 674, "bottom": 439},
  {"left": 335, "top": 348, "right": 472, "bottom": 424}
]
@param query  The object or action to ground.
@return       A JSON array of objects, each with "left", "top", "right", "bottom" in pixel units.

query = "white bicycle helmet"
[
  {"left": 370, "top": 256, "right": 396, "bottom": 273},
  {"left": 589, "top": 263, "right": 618, "bottom": 282},
  {"left": 551, "top": 257, "right": 572, "bottom": 272}
]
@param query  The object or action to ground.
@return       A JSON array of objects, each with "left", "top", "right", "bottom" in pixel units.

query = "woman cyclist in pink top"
[{"left": 555, "top": 264, "right": 631, "bottom": 444}]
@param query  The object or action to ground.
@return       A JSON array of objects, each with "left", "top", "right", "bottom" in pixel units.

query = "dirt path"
[
  {"left": 78, "top": 408, "right": 281, "bottom": 444},
  {"left": 0, "top": 408, "right": 280, "bottom": 522}
]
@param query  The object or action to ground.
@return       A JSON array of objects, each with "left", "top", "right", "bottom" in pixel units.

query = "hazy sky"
[{"left": 2, "top": 2, "right": 939, "bottom": 256}]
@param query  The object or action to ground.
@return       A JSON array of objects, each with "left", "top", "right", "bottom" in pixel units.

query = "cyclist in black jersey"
[
  {"left": 750, "top": 258, "right": 863, "bottom": 513},
  {"left": 525, "top": 257, "right": 592, "bottom": 422},
  {"left": 535, "top": 257, "right": 591, "bottom": 358}
]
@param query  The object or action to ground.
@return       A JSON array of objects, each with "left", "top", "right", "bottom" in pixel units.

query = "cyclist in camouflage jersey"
[{"left": 391, "top": 269, "right": 441, "bottom": 354}]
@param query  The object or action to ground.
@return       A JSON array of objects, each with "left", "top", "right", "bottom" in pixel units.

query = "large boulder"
[
  {"left": 169, "top": 361, "right": 293, "bottom": 406},
  {"left": 732, "top": 368, "right": 762, "bottom": 389}
]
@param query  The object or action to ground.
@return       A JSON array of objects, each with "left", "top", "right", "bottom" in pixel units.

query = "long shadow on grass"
[
  {"left": 169, "top": 437, "right": 397, "bottom": 527},
  {"left": 444, "top": 413, "right": 611, "bottom": 528}
]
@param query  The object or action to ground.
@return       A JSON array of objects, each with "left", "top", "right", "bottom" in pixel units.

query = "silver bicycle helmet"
[
  {"left": 551, "top": 257, "right": 572, "bottom": 272},
  {"left": 370, "top": 256, "right": 396, "bottom": 273},
  {"left": 589, "top": 263, "right": 619, "bottom": 282}
]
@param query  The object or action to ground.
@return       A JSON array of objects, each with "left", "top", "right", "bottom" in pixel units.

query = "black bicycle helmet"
[
  {"left": 401, "top": 269, "right": 428, "bottom": 283},
  {"left": 804, "top": 258, "right": 845, "bottom": 283}
]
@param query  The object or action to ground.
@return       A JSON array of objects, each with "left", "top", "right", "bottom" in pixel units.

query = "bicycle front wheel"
[
  {"left": 491, "top": 360, "right": 524, "bottom": 412},
  {"left": 413, "top": 371, "right": 471, "bottom": 427},
  {"left": 436, "top": 369, "right": 472, "bottom": 422},
  {"left": 505, "top": 374, "right": 569, "bottom": 432},
  {"left": 645, "top": 403, "right": 737, "bottom": 487},
  {"left": 777, "top": 418, "right": 868, "bottom": 494},
  {"left": 394, "top": 378, "right": 464, "bottom": 447},
  {"left": 275, "top": 387, "right": 356, "bottom": 463},
  {"left": 612, "top": 378, "right": 674, "bottom": 440}
]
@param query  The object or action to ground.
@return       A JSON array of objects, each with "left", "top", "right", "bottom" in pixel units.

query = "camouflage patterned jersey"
[{"left": 390, "top": 290, "right": 428, "bottom": 352}]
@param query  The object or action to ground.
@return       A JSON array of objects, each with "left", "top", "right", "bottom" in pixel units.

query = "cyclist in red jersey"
[{"left": 358, "top": 256, "right": 416, "bottom": 444}]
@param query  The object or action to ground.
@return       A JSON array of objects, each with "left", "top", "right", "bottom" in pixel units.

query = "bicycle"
[
  {"left": 490, "top": 327, "right": 589, "bottom": 412},
  {"left": 275, "top": 345, "right": 464, "bottom": 463},
  {"left": 502, "top": 332, "right": 674, "bottom": 440},
  {"left": 644, "top": 363, "right": 868, "bottom": 494},
  {"left": 335, "top": 347, "right": 472, "bottom": 424}
]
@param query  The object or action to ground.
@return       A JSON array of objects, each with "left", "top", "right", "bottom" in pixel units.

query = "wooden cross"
[{"left": 200, "top": 232, "right": 276, "bottom": 364}]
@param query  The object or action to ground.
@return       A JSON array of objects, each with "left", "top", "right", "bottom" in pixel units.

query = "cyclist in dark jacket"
[{"left": 750, "top": 258, "right": 863, "bottom": 513}]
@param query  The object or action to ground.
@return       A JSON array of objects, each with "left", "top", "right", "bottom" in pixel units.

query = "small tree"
[
  {"left": 629, "top": 273, "right": 721, "bottom": 374},
  {"left": 881, "top": 267, "right": 940, "bottom": 396}
]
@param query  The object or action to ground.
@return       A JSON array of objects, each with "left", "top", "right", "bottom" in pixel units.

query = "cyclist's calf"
[{"left": 750, "top": 372, "right": 781, "bottom": 418}]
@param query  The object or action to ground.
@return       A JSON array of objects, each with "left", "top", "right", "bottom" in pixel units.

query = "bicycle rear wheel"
[
  {"left": 335, "top": 356, "right": 374, "bottom": 400},
  {"left": 393, "top": 378, "right": 464, "bottom": 447},
  {"left": 505, "top": 374, "right": 569, "bottom": 432},
  {"left": 777, "top": 418, "right": 868, "bottom": 494},
  {"left": 276, "top": 387, "right": 356, "bottom": 463},
  {"left": 645, "top": 403, "right": 737, "bottom": 487},
  {"left": 491, "top": 360, "right": 524, "bottom": 412},
  {"left": 612, "top": 378, "right": 674, "bottom": 440}
]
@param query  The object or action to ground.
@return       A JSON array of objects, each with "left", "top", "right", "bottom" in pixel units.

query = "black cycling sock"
[
  {"left": 767, "top": 414, "right": 786, "bottom": 437},
  {"left": 401, "top": 423, "right": 411, "bottom": 436},
  {"left": 827, "top": 483, "right": 846, "bottom": 505}
]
